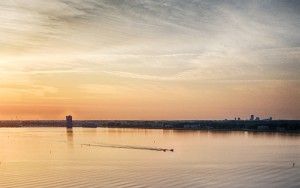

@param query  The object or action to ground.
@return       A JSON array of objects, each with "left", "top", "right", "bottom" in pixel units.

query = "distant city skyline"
[
  {"left": 4, "top": 114, "right": 275, "bottom": 121},
  {"left": 0, "top": 0, "right": 299, "bottom": 120}
]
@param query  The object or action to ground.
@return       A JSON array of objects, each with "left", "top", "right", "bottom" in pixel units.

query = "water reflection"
[
  {"left": 66, "top": 128, "right": 73, "bottom": 148},
  {"left": 169, "top": 129, "right": 300, "bottom": 139},
  {"left": 0, "top": 128, "right": 299, "bottom": 188}
]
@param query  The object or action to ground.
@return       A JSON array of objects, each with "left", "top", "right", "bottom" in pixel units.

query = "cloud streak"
[{"left": 0, "top": 0, "right": 299, "bottom": 119}]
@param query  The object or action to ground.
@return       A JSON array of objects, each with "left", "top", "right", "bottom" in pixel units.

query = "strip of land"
[{"left": 0, "top": 120, "right": 299, "bottom": 132}]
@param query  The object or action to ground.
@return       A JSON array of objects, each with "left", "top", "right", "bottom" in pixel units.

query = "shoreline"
[
  {"left": 0, "top": 126, "right": 299, "bottom": 134},
  {"left": 0, "top": 120, "right": 299, "bottom": 133}
]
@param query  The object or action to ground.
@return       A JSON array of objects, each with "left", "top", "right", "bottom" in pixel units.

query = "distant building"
[
  {"left": 238, "top": 117, "right": 241, "bottom": 121},
  {"left": 255, "top": 117, "right": 260, "bottom": 121},
  {"left": 269, "top": 117, "right": 272, "bottom": 121},
  {"left": 66, "top": 115, "right": 73, "bottom": 129},
  {"left": 250, "top": 115, "right": 254, "bottom": 121}
]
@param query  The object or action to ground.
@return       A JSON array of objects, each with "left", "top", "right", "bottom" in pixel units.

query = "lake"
[{"left": 0, "top": 128, "right": 299, "bottom": 188}]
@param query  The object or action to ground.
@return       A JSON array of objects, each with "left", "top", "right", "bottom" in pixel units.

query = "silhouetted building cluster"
[
  {"left": 66, "top": 115, "right": 73, "bottom": 129},
  {"left": 249, "top": 115, "right": 272, "bottom": 121},
  {"left": 232, "top": 115, "right": 271, "bottom": 121}
]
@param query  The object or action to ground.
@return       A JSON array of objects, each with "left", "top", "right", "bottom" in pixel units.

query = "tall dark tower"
[{"left": 66, "top": 115, "right": 73, "bottom": 129}]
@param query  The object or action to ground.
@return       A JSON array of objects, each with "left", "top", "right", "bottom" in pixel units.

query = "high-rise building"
[
  {"left": 66, "top": 115, "right": 73, "bottom": 129},
  {"left": 250, "top": 115, "right": 254, "bottom": 121}
]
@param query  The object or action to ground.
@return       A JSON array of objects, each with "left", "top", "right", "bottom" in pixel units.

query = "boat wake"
[{"left": 82, "top": 143, "right": 174, "bottom": 152}]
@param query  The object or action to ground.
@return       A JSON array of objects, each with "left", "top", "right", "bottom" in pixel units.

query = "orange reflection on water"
[{"left": 0, "top": 128, "right": 299, "bottom": 188}]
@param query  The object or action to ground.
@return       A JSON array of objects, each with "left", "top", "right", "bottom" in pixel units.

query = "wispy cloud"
[{"left": 0, "top": 0, "right": 299, "bottom": 119}]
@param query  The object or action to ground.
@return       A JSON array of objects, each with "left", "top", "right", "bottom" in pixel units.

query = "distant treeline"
[{"left": 0, "top": 120, "right": 299, "bottom": 132}]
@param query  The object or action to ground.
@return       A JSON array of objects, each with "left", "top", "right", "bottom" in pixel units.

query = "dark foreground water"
[{"left": 0, "top": 128, "right": 299, "bottom": 188}]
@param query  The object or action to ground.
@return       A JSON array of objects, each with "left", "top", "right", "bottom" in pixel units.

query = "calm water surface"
[{"left": 0, "top": 128, "right": 299, "bottom": 188}]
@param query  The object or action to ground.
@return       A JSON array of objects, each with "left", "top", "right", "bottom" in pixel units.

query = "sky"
[{"left": 0, "top": 0, "right": 299, "bottom": 120}]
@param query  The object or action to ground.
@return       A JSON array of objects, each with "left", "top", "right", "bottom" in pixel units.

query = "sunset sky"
[{"left": 0, "top": 0, "right": 299, "bottom": 120}]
